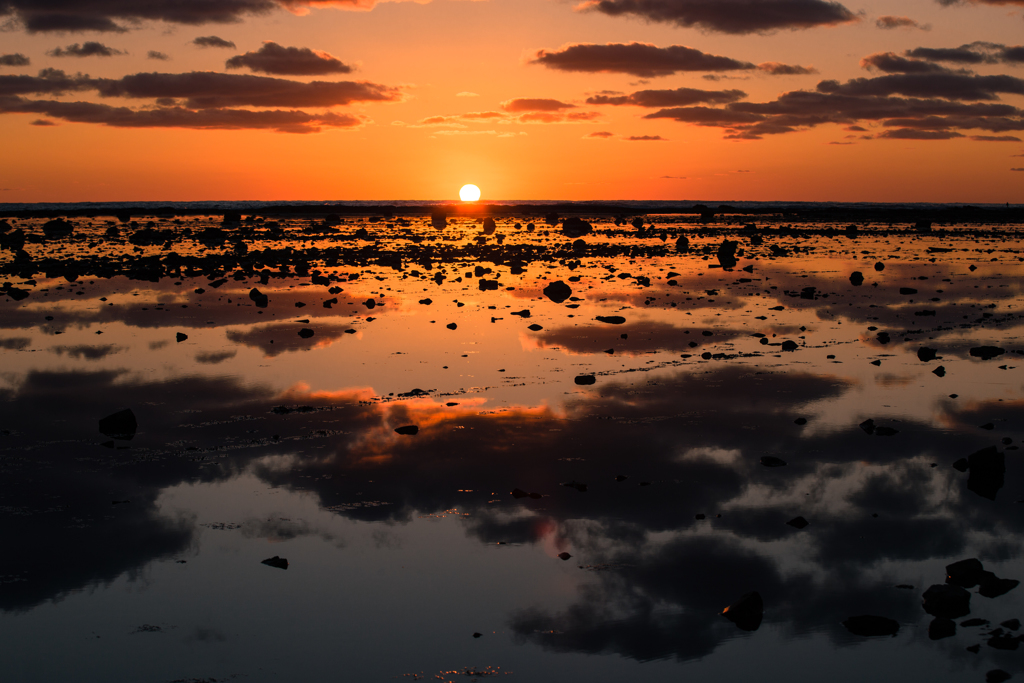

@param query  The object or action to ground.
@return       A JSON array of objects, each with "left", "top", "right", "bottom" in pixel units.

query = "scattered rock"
[
  {"left": 923, "top": 583, "right": 971, "bottom": 619},
  {"left": 849, "top": 271, "right": 864, "bottom": 286},
  {"left": 987, "top": 670, "right": 1012, "bottom": 683},
  {"left": 929, "top": 617, "right": 956, "bottom": 640},
  {"left": 971, "top": 346, "right": 1006, "bottom": 361},
  {"left": 99, "top": 409, "right": 137, "bottom": 440},
  {"left": 261, "top": 556, "right": 288, "bottom": 570},
  {"left": 298, "top": 328, "right": 315, "bottom": 339},
  {"left": 557, "top": 552, "right": 572, "bottom": 561},
  {"left": 574, "top": 375, "right": 596, "bottom": 385},
  {"left": 394, "top": 425, "right": 419, "bottom": 436},
  {"left": 780, "top": 340, "right": 799, "bottom": 351},
  {"left": 596, "top": 316, "right": 626, "bottom": 325},
  {"left": 787, "top": 516, "right": 809, "bottom": 529},
  {"left": 562, "top": 480, "right": 588, "bottom": 492},
  {"left": 176, "top": 332, "right": 188, "bottom": 342},
  {"left": 918, "top": 347, "right": 938, "bottom": 362},
  {"left": 722, "top": 591, "right": 763, "bottom": 631},
  {"left": 843, "top": 615, "right": 900, "bottom": 637},
  {"left": 543, "top": 281, "right": 572, "bottom": 304},
  {"left": 760, "top": 456, "right": 787, "bottom": 467}
]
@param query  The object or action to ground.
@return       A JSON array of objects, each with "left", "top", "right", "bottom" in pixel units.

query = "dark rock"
[
  {"left": 967, "top": 446, "right": 1005, "bottom": 501},
  {"left": 615, "top": 475, "right": 628, "bottom": 482},
  {"left": 298, "top": 328, "right": 314, "bottom": 339},
  {"left": 676, "top": 235, "right": 690, "bottom": 253},
  {"left": 99, "top": 409, "right": 137, "bottom": 440},
  {"left": 562, "top": 481, "right": 588, "bottom": 492},
  {"left": 952, "top": 457, "right": 970, "bottom": 472},
  {"left": 794, "top": 417, "right": 807, "bottom": 425},
  {"left": 562, "top": 216, "right": 592, "bottom": 238},
  {"left": 419, "top": 298, "right": 432, "bottom": 305},
  {"left": 900, "top": 287, "right": 918, "bottom": 295},
  {"left": 860, "top": 419, "right": 876, "bottom": 434},
  {"left": 987, "top": 670, "right": 1012, "bottom": 683},
  {"left": 261, "top": 556, "right": 288, "bottom": 570},
  {"left": 446, "top": 323, "right": 457, "bottom": 330},
  {"left": 961, "top": 618, "right": 989, "bottom": 627},
  {"left": 511, "top": 309, "right": 530, "bottom": 318},
  {"left": 717, "top": 239, "right": 738, "bottom": 269},
  {"left": 574, "top": 375, "right": 596, "bottom": 386},
  {"left": 979, "top": 575, "right": 1019, "bottom": 599},
  {"left": 695, "top": 513, "right": 706, "bottom": 520},
  {"left": 874, "top": 426, "right": 899, "bottom": 436},
  {"left": 511, "top": 488, "right": 530, "bottom": 499},
  {"left": 527, "top": 324, "right": 543, "bottom": 331},
  {"left": 780, "top": 340, "right": 798, "bottom": 351},
  {"left": 971, "top": 346, "right": 1006, "bottom": 361},
  {"left": 988, "top": 634, "right": 1020, "bottom": 651},
  {"left": 1002, "top": 619, "right": 1021, "bottom": 631},
  {"left": 543, "top": 281, "right": 572, "bottom": 304},
  {"left": 933, "top": 366, "right": 946, "bottom": 377},
  {"left": 929, "top": 617, "right": 956, "bottom": 640},
  {"left": 722, "top": 591, "right": 763, "bottom": 632},
  {"left": 472, "top": 632, "right": 482, "bottom": 638},
  {"left": 843, "top": 615, "right": 900, "bottom": 637},
  {"left": 248, "top": 288, "right": 269, "bottom": 308},
  {"left": 947, "top": 558, "right": 986, "bottom": 588},
  {"left": 482, "top": 217, "right": 496, "bottom": 235},
  {"left": 557, "top": 552, "right": 572, "bottom": 561},
  {"left": 849, "top": 271, "right": 864, "bottom": 286},
  {"left": 394, "top": 425, "right": 419, "bottom": 436},
  {"left": 478, "top": 279, "right": 499, "bottom": 291},
  {"left": 760, "top": 456, "right": 787, "bottom": 467},
  {"left": 918, "top": 347, "right": 938, "bottom": 362},
  {"left": 596, "top": 316, "right": 626, "bottom": 325},
  {"left": 874, "top": 262, "right": 885, "bottom": 271},
  {"left": 787, "top": 516, "right": 809, "bottom": 529},
  {"left": 923, "top": 583, "right": 971, "bottom": 619},
  {"left": 176, "top": 332, "right": 188, "bottom": 342},
  {"left": 42, "top": 219, "right": 74, "bottom": 238}
]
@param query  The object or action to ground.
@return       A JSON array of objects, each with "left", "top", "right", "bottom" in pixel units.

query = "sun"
[{"left": 459, "top": 184, "right": 481, "bottom": 202}]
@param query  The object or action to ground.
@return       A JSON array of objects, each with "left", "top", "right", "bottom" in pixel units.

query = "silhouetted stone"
[
  {"left": 843, "top": 615, "right": 900, "bottom": 637},
  {"left": 482, "top": 217, "right": 496, "bottom": 235},
  {"left": 615, "top": 475, "right": 627, "bottom": 482},
  {"left": 794, "top": 417, "right": 807, "bottom": 425},
  {"left": 961, "top": 618, "right": 989, "bottom": 627},
  {"left": 947, "top": 558, "right": 986, "bottom": 588},
  {"left": 298, "top": 328, "right": 314, "bottom": 339},
  {"left": 988, "top": 634, "right": 1020, "bottom": 651},
  {"left": 933, "top": 366, "right": 946, "bottom": 377},
  {"left": 562, "top": 216, "right": 592, "bottom": 238},
  {"left": 511, "top": 488, "right": 529, "bottom": 499},
  {"left": 42, "top": 219, "right": 74, "bottom": 238},
  {"left": 527, "top": 324, "right": 543, "bottom": 331},
  {"left": 971, "top": 346, "right": 1006, "bottom": 361},
  {"left": 431, "top": 209, "right": 447, "bottom": 229},
  {"left": 849, "top": 271, "right": 864, "bottom": 286},
  {"left": 394, "top": 425, "right": 419, "bottom": 435},
  {"left": 900, "top": 287, "right": 918, "bottom": 295},
  {"left": 1003, "top": 619, "right": 1021, "bottom": 631},
  {"left": 543, "top": 281, "right": 572, "bottom": 304},
  {"left": 923, "top": 584, "right": 971, "bottom": 619},
  {"left": 874, "top": 262, "right": 885, "bottom": 271},
  {"left": 472, "top": 632, "right": 482, "bottom": 638},
  {"left": 717, "top": 239, "right": 738, "bottom": 269},
  {"left": 787, "top": 516, "right": 809, "bottom": 529},
  {"left": 248, "top": 288, "right": 268, "bottom": 308},
  {"left": 676, "top": 235, "right": 690, "bottom": 253},
  {"left": 722, "top": 591, "right": 763, "bottom": 632},
  {"left": 967, "top": 446, "right": 1005, "bottom": 501},
  {"left": 918, "top": 347, "right": 938, "bottom": 362},
  {"left": 781, "top": 340, "right": 798, "bottom": 351},
  {"left": 596, "top": 316, "right": 626, "bottom": 325},
  {"left": 760, "top": 456, "right": 787, "bottom": 467},
  {"left": 562, "top": 481, "right": 588, "bottom": 492},
  {"left": 987, "top": 670, "right": 1012, "bottom": 683},
  {"left": 99, "top": 409, "right": 137, "bottom": 440},
  {"left": 261, "top": 556, "right": 288, "bottom": 570},
  {"left": 979, "top": 575, "right": 1019, "bottom": 599},
  {"left": 860, "top": 419, "right": 876, "bottom": 434},
  {"left": 929, "top": 617, "right": 956, "bottom": 640},
  {"left": 557, "top": 552, "right": 572, "bottom": 561},
  {"left": 446, "top": 323, "right": 457, "bottom": 330},
  {"left": 574, "top": 375, "right": 596, "bottom": 385}
]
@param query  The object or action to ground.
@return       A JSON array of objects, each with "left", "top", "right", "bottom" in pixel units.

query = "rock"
[
  {"left": 874, "top": 262, "right": 885, "bottom": 271},
  {"left": 717, "top": 239, "right": 738, "bottom": 269},
  {"left": 859, "top": 419, "right": 876, "bottom": 434},
  {"left": 446, "top": 323, "right": 457, "bottom": 330},
  {"left": 431, "top": 209, "right": 447, "bottom": 229},
  {"left": 780, "top": 340, "right": 798, "bottom": 351},
  {"left": 511, "top": 488, "right": 529, "bottom": 499},
  {"left": 933, "top": 365, "right": 946, "bottom": 377},
  {"left": 248, "top": 288, "right": 269, "bottom": 308},
  {"left": 760, "top": 456, "right": 787, "bottom": 467},
  {"left": 562, "top": 216, "right": 593, "bottom": 238},
  {"left": 472, "top": 632, "right": 482, "bottom": 638},
  {"left": 923, "top": 584, "right": 971, "bottom": 619},
  {"left": 787, "top": 516, "right": 809, "bottom": 529},
  {"left": 929, "top": 617, "right": 956, "bottom": 640},
  {"left": 952, "top": 458, "right": 969, "bottom": 472},
  {"left": 946, "top": 558, "right": 986, "bottom": 588},
  {"left": 543, "top": 281, "right": 572, "bottom": 304},
  {"left": 961, "top": 618, "right": 989, "bottom": 627},
  {"left": 298, "top": 328, "right": 315, "bottom": 339},
  {"left": 988, "top": 634, "right": 1020, "bottom": 651},
  {"left": 900, "top": 287, "right": 918, "bottom": 295},
  {"left": 574, "top": 375, "right": 596, "bottom": 385},
  {"left": 722, "top": 591, "right": 763, "bottom": 631},
  {"left": 511, "top": 309, "right": 530, "bottom": 318},
  {"left": 99, "top": 409, "right": 137, "bottom": 440},
  {"left": 676, "top": 235, "right": 690, "bottom": 253},
  {"left": 557, "top": 552, "right": 572, "bottom": 561},
  {"left": 527, "top": 324, "right": 543, "bottom": 331},
  {"left": 261, "top": 556, "right": 288, "bottom": 570},
  {"left": 843, "top": 615, "right": 900, "bottom": 637},
  {"left": 967, "top": 446, "right": 1005, "bottom": 501},
  {"left": 42, "top": 219, "right": 74, "bottom": 238},
  {"left": 176, "top": 332, "right": 188, "bottom": 342},
  {"left": 562, "top": 480, "right": 588, "bottom": 492},
  {"left": 482, "top": 217, "right": 496, "bottom": 235},
  {"left": 987, "top": 670, "right": 1012, "bottom": 683},
  {"left": 419, "top": 298, "right": 432, "bottom": 305},
  {"left": 794, "top": 417, "right": 807, "bottom": 425},
  {"left": 918, "top": 347, "right": 938, "bottom": 362},
  {"left": 979, "top": 574, "right": 1019, "bottom": 599},
  {"left": 971, "top": 346, "right": 1006, "bottom": 361},
  {"left": 596, "top": 316, "right": 626, "bottom": 325},
  {"left": 615, "top": 475, "right": 627, "bottom": 482},
  {"left": 1003, "top": 619, "right": 1021, "bottom": 631},
  {"left": 849, "top": 271, "right": 864, "bottom": 286},
  {"left": 394, "top": 425, "right": 419, "bottom": 435}
]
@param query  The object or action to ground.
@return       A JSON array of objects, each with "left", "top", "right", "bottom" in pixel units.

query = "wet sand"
[{"left": 2, "top": 207, "right": 1024, "bottom": 682}]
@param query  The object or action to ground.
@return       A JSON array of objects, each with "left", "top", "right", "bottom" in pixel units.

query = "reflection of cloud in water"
[
  {"left": 524, "top": 320, "right": 748, "bottom": 355},
  {"left": 226, "top": 323, "right": 355, "bottom": 357}
]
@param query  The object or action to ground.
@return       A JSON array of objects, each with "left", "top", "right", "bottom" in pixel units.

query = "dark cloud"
[
  {"left": 627, "top": 134, "right": 665, "bottom": 140},
  {"left": 587, "top": 87, "right": 746, "bottom": 107},
  {"left": 971, "top": 134, "right": 1022, "bottom": 141},
  {"left": 47, "top": 42, "right": 125, "bottom": 58},
  {"left": 757, "top": 62, "right": 818, "bottom": 75},
  {"left": 0, "top": 54, "right": 30, "bottom": 67},
  {"left": 878, "top": 128, "right": 965, "bottom": 139},
  {"left": 30, "top": 118, "right": 55, "bottom": 125},
  {"left": 876, "top": 15, "right": 926, "bottom": 29},
  {"left": 1005, "top": 47, "right": 1024, "bottom": 63},
  {"left": 93, "top": 72, "right": 401, "bottom": 108},
  {"left": 861, "top": 52, "right": 952, "bottom": 74},
  {"left": 226, "top": 322, "right": 356, "bottom": 356},
  {"left": 585, "top": 130, "right": 615, "bottom": 138},
  {"left": 225, "top": 42, "right": 352, "bottom": 75},
  {"left": 193, "top": 36, "right": 238, "bottom": 49},
  {"left": 501, "top": 98, "right": 577, "bottom": 113},
  {"left": 0, "top": 69, "right": 93, "bottom": 97},
  {"left": 578, "top": 0, "right": 858, "bottom": 34},
  {"left": 0, "top": 97, "right": 366, "bottom": 133},
  {"left": 0, "top": 337, "right": 30, "bottom": 350},
  {"left": 907, "top": 46, "right": 994, "bottom": 64},
  {"left": 195, "top": 350, "right": 237, "bottom": 364},
  {"left": 529, "top": 43, "right": 754, "bottom": 77},
  {"left": 817, "top": 73, "right": 1024, "bottom": 100},
  {"left": 147, "top": 51, "right": 170, "bottom": 61},
  {"left": 50, "top": 344, "right": 123, "bottom": 360}
]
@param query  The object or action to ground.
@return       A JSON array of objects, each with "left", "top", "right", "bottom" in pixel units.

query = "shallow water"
[{"left": 2, "top": 211, "right": 1024, "bottom": 682}]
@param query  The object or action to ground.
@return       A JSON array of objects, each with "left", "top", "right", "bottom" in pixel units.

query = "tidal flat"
[{"left": 2, "top": 206, "right": 1024, "bottom": 683}]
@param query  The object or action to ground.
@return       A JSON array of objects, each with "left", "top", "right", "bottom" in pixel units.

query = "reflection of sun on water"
[{"left": 460, "top": 184, "right": 481, "bottom": 202}]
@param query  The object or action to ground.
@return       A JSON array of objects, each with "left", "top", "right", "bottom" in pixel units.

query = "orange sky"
[{"left": 0, "top": 0, "right": 1022, "bottom": 202}]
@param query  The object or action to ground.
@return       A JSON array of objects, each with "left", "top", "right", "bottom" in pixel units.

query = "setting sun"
[{"left": 459, "top": 184, "right": 481, "bottom": 202}]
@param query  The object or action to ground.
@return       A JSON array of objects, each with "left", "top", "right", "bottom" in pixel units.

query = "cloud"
[
  {"left": 971, "top": 134, "right": 1022, "bottom": 141},
  {"left": 147, "top": 51, "right": 170, "bottom": 61},
  {"left": 757, "top": 62, "right": 818, "bottom": 75},
  {"left": 0, "top": 54, "right": 30, "bottom": 67},
  {"left": 878, "top": 128, "right": 965, "bottom": 139},
  {"left": 92, "top": 72, "right": 402, "bottom": 108},
  {"left": 818, "top": 72, "right": 1024, "bottom": 100},
  {"left": 1013, "top": 167, "right": 1024, "bottom": 171},
  {"left": 0, "top": 69, "right": 94, "bottom": 97},
  {"left": 193, "top": 36, "right": 237, "bottom": 49},
  {"left": 905, "top": 42, "right": 1024, "bottom": 65},
  {"left": 860, "top": 52, "right": 951, "bottom": 74},
  {"left": 0, "top": 97, "right": 367, "bottom": 133},
  {"left": 47, "top": 42, "right": 125, "bottom": 58},
  {"left": 501, "top": 98, "right": 576, "bottom": 113},
  {"left": 576, "top": 0, "right": 858, "bottom": 34},
  {"left": 585, "top": 131, "right": 615, "bottom": 138},
  {"left": 30, "top": 118, "right": 55, "bottom": 125},
  {"left": 456, "top": 92, "right": 479, "bottom": 97},
  {"left": 225, "top": 42, "right": 352, "bottom": 75},
  {"left": 627, "top": 134, "right": 667, "bottom": 140},
  {"left": 529, "top": 43, "right": 754, "bottom": 77},
  {"left": 587, "top": 87, "right": 747, "bottom": 107},
  {"left": 0, "top": 0, "right": 425, "bottom": 34},
  {"left": 875, "top": 15, "right": 928, "bottom": 29}
]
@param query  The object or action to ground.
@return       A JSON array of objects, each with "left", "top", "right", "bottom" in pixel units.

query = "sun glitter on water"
[{"left": 459, "top": 184, "right": 481, "bottom": 202}]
